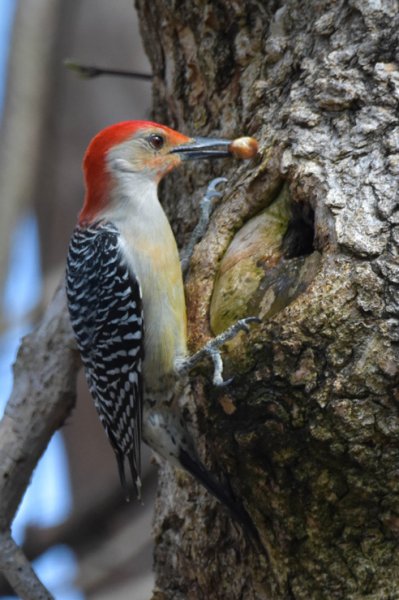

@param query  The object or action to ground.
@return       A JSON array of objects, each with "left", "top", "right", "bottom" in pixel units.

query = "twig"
[
  {"left": 0, "top": 282, "right": 80, "bottom": 596},
  {"left": 0, "top": 532, "right": 54, "bottom": 600},
  {"left": 64, "top": 59, "right": 153, "bottom": 80}
]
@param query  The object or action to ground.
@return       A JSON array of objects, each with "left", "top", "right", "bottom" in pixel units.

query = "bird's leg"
[
  {"left": 181, "top": 177, "right": 228, "bottom": 276},
  {"left": 175, "top": 317, "right": 260, "bottom": 386}
]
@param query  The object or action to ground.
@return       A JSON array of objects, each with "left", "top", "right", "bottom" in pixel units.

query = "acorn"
[{"left": 229, "top": 137, "right": 259, "bottom": 159}]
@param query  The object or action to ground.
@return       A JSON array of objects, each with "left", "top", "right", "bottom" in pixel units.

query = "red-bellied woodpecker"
[{"left": 66, "top": 121, "right": 259, "bottom": 526}]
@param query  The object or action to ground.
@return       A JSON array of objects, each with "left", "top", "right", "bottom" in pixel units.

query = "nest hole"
[{"left": 281, "top": 203, "right": 315, "bottom": 259}]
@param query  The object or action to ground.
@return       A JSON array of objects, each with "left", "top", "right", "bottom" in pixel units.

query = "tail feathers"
[
  {"left": 178, "top": 448, "right": 260, "bottom": 546},
  {"left": 116, "top": 450, "right": 142, "bottom": 501}
]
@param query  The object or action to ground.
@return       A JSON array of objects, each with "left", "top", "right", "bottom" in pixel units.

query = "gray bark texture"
[{"left": 135, "top": 0, "right": 399, "bottom": 598}]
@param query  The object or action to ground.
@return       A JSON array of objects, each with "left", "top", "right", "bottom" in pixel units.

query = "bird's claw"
[
  {"left": 213, "top": 316, "right": 261, "bottom": 344},
  {"left": 236, "top": 316, "right": 262, "bottom": 335},
  {"left": 216, "top": 376, "right": 234, "bottom": 388},
  {"left": 204, "top": 177, "right": 228, "bottom": 202},
  {"left": 177, "top": 316, "right": 261, "bottom": 387},
  {"left": 207, "top": 316, "right": 260, "bottom": 386}
]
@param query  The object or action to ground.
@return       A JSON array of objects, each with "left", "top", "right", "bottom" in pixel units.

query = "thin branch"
[
  {"left": 0, "top": 0, "right": 61, "bottom": 301},
  {"left": 0, "top": 282, "right": 80, "bottom": 595},
  {"left": 24, "top": 466, "right": 155, "bottom": 560},
  {"left": 0, "top": 467, "right": 157, "bottom": 596},
  {"left": 64, "top": 59, "right": 153, "bottom": 80},
  {"left": 0, "top": 532, "right": 54, "bottom": 600}
]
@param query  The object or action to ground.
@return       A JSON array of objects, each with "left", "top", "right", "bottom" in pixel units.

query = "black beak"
[{"left": 170, "top": 137, "right": 232, "bottom": 160}]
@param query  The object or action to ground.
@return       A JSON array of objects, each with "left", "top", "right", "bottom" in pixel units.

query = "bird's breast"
[{"left": 118, "top": 216, "right": 187, "bottom": 387}]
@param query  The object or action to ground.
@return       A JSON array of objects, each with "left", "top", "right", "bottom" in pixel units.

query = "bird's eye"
[{"left": 148, "top": 134, "right": 165, "bottom": 151}]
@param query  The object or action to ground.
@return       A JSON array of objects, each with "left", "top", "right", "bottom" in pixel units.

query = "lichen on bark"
[{"left": 210, "top": 182, "right": 321, "bottom": 335}]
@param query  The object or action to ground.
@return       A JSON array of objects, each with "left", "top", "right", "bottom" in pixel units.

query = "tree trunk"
[{"left": 135, "top": 0, "right": 399, "bottom": 598}]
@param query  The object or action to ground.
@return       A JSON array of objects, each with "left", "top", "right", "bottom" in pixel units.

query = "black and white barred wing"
[{"left": 66, "top": 222, "right": 144, "bottom": 497}]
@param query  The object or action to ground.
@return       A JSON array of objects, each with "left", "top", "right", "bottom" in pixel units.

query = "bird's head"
[{"left": 79, "top": 120, "right": 257, "bottom": 224}]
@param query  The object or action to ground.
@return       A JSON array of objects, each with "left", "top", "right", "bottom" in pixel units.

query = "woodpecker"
[{"left": 66, "top": 121, "right": 258, "bottom": 522}]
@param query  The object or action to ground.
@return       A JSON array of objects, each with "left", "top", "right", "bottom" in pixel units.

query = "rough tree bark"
[{"left": 135, "top": 1, "right": 399, "bottom": 598}]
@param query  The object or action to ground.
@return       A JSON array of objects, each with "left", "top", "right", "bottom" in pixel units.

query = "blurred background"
[{"left": 0, "top": 1, "right": 156, "bottom": 598}]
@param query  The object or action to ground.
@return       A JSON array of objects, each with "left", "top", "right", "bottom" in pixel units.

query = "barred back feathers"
[{"left": 66, "top": 221, "right": 144, "bottom": 497}]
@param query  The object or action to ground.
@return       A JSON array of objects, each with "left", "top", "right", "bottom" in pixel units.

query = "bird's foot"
[
  {"left": 181, "top": 177, "right": 228, "bottom": 276},
  {"left": 176, "top": 317, "right": 260, "bottom": 386}
]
